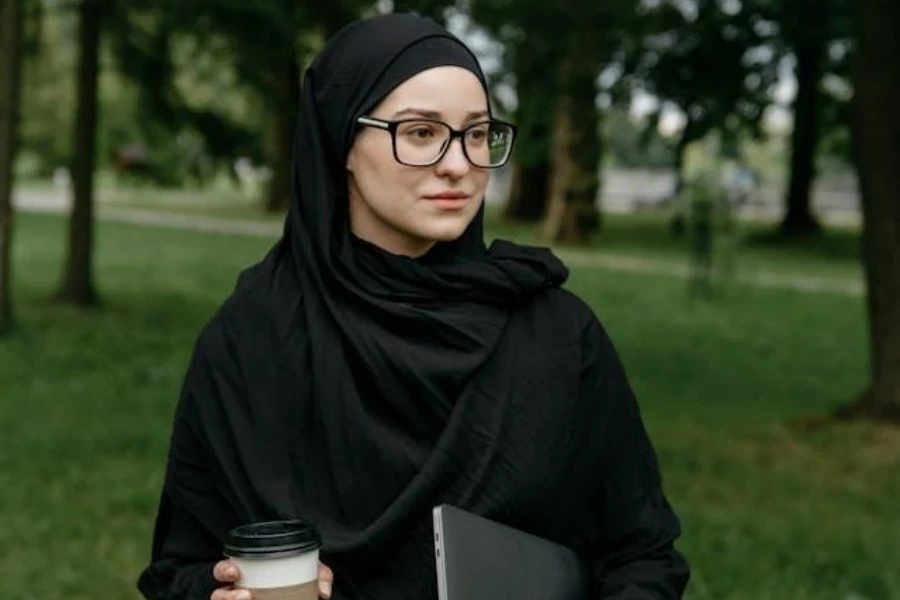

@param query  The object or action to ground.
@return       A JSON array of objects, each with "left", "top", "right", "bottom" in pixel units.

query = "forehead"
[{"left": 372, "top": 67, "right": 488, "bottom": 118}]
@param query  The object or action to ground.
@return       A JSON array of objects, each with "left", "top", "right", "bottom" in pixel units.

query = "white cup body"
[{"left": 232, "top": 549, "right": 319, "bottom": 589}]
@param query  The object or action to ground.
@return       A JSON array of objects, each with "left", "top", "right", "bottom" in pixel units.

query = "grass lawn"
[
  {"left": 488, "top": 210, "right": 864, "bottom": 285},
  {"left": 1, "top": 213, "right": 896, "bottom": 600},
  {"left": 81, "top": 183, "right": 865, "bottom": 285},
  {"left": 96, "top": 185, "right": 285, "bottom": 224}
]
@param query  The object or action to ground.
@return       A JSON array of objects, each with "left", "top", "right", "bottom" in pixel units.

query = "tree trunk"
[
  {"left": 0, "top": 0, "right": 24, "bottom": 333},
  {"left": 672, "top": 120, "right": 698, "bottom": 199},
  {"left": 542, "top": 99, "right": 574, "bottom": 243},
  {"left": 780, "top": 24, "right": 826, "bottom": 237},
  {"left": 264, "top": 47, "right": 300, "bottom": 213},
  {"left": 57, "top": 0, "right": 101, "bottom": 306},
  {"left": 582, "top": 101, "right": 604, "bottom": 233},
  {"left": 667, "top": 125, "right": 697, "bottom": 238},
  {"left": 838, "top": 0, "right": 900, "bottom": 422},
  {"left": 504, "top": 52, "right": 553, "bottom": 222},
  {"left": 541, "top": 53, "right": 602, "bottom": 245},
  {"left": 504, "top": 162, "right": 550, "bottom": 222}
]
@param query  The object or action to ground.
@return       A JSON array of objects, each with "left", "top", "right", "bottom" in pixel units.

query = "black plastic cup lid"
[{"left": 224, "top": 520, "right": 323, "bottom": 558}]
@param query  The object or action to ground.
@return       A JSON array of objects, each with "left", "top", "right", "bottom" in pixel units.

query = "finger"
[
  {"left": 319, "top": 579, "right": 333, "bottom": 599},
  {"left": 213, "top": 560, "right": 242, "bottom": 583},
  {"left": 211, "top": 588, "right": 252, "bottom": 600},
  {"left": 318, "top": 562, "right": 334, "bottom": 599}
]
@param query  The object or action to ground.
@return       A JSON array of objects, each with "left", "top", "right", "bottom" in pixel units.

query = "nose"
[{"left": 434, "top": 137, "right": 470, "bottom": 178}]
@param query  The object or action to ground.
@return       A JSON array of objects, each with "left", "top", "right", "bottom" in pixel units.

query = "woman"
[{"left": 137, "top": 12, "right": 690, "bottom": 600}]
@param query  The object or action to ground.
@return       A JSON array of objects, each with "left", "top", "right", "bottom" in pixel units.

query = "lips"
[{"left": 423, "top": 192, "right": 469, "bottom": 200}]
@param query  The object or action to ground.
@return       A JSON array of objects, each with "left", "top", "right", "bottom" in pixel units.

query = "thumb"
[{"left": 318, "top": 562, "right": 334, "bottom": 599}]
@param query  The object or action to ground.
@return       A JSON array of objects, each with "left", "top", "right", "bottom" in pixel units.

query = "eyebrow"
[{"left": 390, "top": 107, "right": 490, "bottom": 121}]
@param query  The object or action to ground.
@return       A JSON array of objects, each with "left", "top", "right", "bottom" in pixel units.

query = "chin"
[{"left": 418, "top": 220, "right": 473, "bottom": 243}]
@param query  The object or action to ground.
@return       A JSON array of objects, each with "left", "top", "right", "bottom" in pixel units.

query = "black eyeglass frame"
[{"left": 355, "top": 116, "right": 518, "bottom": 169}]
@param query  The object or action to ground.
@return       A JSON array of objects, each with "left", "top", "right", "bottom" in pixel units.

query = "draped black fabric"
[{"left": 137, "top": 12, "right": 689, "bottom": 600}]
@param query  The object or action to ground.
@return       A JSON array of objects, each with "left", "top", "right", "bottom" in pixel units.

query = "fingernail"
[
  {"left": 237, "top": 591, "right": 251, "bottom": 600},
  {"left": 321, "top": 580, "right": 333, "bottom": 598}
]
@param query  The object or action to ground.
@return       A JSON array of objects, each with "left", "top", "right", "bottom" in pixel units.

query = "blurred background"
[{"left": 1, "top": 0, "right": 898, "bottom": 598}]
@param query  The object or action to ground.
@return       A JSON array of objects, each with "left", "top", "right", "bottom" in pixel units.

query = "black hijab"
[
  {"left": 283, "top": 12, "right": 567, "bottom": 428},
  {"left": 139, "top": 12, "right": 689, "bottom": 600}
]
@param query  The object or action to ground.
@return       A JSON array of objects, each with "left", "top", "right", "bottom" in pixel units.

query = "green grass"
[
  {"left": 1, "top": 213, "right": 897, "bottom": 600},
  {"left": 92, "top": 183, "right": 865, "bottom": 285},
  {"left": 96, "top": 186, "right": 284, "bottom": 223},
  {"left": 489, "top": 210, "right": 863, "bottom": 284},
  {"left": 18, "top": 178, "right": 861, "bottom": 283},
  {"left": 18, "top": 178, "right": 863, "bottom": 289}
]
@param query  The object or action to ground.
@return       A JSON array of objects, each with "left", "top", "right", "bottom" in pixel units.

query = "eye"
[
  {"left": 409, "top": 127, "right": 435, "bottom": 139},
  {"left": 399, "top": 122, "right": 440, "bottom": 140},
  {"left": 465, "top": 125, "right": 490, "bottom": 142}
]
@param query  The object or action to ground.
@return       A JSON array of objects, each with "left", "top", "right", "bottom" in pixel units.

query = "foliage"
[
  {"left": 17, "top": 7, "right": 77, "bottom": 176},
  {"left": 631, "top": 0, "right": 780, "bottom": 151},
  {"left": 605, "top": 109, "right": 677, "bottom": 168}
]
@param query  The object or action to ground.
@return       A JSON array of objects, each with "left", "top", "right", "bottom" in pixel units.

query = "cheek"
[
  {"left": 356, "top": 146, "right": 396, "bottom": 191},
  {"left": 357, "top": 151, "right": 426, "bottom": 207},
  {"left": 382, "top": 165, "right": 429, "bottom": 202},
  {"left": 472, "top": 170, "right": 490, "bottom": 196}
]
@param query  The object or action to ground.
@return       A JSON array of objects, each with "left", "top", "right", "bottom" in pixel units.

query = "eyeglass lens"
[{"left": 393, "top": 121, "right": 514, "bottom": 167}]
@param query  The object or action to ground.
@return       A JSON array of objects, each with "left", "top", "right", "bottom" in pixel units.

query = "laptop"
[{"left": 432, "top": 504, "right": 590, "bottom": 600}]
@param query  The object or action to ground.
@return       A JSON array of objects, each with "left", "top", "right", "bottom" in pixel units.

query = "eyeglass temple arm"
[{"left": 357, "top": 116, "right": 390, "bottom": 129}]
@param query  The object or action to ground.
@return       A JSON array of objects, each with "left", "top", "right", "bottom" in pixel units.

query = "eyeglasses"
[{"left": 356, "top": 116, "right": 517, "bottom": 169}]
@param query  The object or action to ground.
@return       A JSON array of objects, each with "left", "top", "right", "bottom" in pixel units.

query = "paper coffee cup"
[{"left": 225, "top": 520, "right": 323, "bottom": 600}]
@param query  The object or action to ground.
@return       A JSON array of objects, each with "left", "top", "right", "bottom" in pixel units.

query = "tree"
[
  {"left": 225, "top": 0, "right": 304, "bottom": 212},
  {"left": 106, "top": 3, "right": 266, "bottom": 187},
  {"left": 633, "top": 0, "right": 777, "bottom": 195},
  {"left": 251, "top": 0, "right": 304, "bottom": 213},
  {"left": 761, "top": 0, "right": 855, "bottom": 236},
  {"left": 199, "top": 1, "right": 367, "bottom": 212},
  {"left": 0, "top": 0, "right": 25, "bottom": 332},
  {"left": 541, "top": 28, "right": 605, "bottom": 244},
  {"left": 778, "top": 0, "right": 827, "bottom": 235},
  {"left": 605, "top": 109, "right": 676, "bottom": 169},
  {"left": 109, "top": 1, "right": 300, "bottom": 209},
  {"left": 502, "top": 40, "right": 555, "bottom": 222},
  {"left": 17, "top": 2, "right": 78, "bottom": 179},
  {"left": 56, "top": 0, "right": 103, "bottom": 306},
  {"left": 471, "top": 0, "right": 636, "bottom": 241},
  {"left": 109, "top": 1, "right": 369, "bottom": 211},
  {"left": 841, "top": 0, "right": 900, "bottom": 421}
]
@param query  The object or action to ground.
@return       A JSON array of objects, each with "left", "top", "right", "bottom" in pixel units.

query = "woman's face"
[{"left": 346, "top": 66, "right": 490, "bottom": 257}]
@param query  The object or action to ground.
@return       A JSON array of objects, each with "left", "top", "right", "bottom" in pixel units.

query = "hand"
[{"left": 212, "top": 559, "right": 335, "bottom": 600}]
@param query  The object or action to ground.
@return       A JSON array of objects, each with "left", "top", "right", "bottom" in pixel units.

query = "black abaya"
[{"left": 137, "top": 12, "right": 689, "bottom": 600}]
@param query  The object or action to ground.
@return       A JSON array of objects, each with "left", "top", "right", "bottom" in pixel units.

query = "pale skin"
[
  {"left": 347, "top": 65, "right": 491, "bottom": 257},
  {"left": 209, "top": 65, "right": 491, "bottom": 599}
]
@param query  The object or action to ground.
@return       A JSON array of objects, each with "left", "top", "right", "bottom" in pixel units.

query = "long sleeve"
[
  {"left": 137, "top": 323, "right": 242, "bottom": 600},
  {"left": 137, "top": 486, "right": 221, "bottom": 600},
  {"left": 580, "top": 315, "right": 690, "bottom": 599}
]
